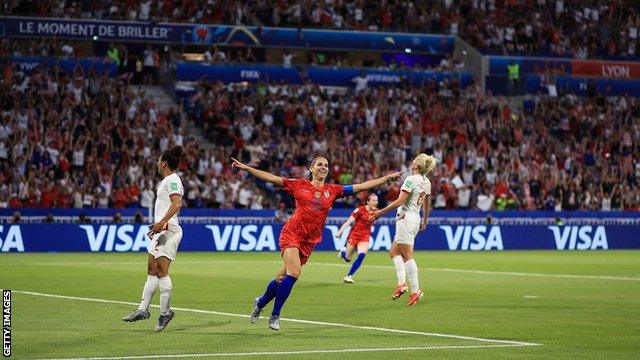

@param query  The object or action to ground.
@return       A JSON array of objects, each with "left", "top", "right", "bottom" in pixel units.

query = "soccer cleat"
[
  {"left": 406, "top": 289, "right": 424, "bottom": 306},
  {"left": 338, "top": 247, "right": 351, "bottom": 262},
  {"left": 343, "top": 275, "right": 355, "bottom": 284},
  {"left": 154, "top": 310, "right": 175, "bottom": 332},
  {"left": 268, "top": 315, "right": 280, "bottom": 331},
  {"left": 122, "top": 309, "right": 150, "bottom": 322},
  {"left": 250, "top": 297, "right": 262, "bottom": 324},
  {"left": 389, "top": 283, "right": 409, "bottom": 300}
]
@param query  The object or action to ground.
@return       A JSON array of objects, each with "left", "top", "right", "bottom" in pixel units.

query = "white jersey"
[
  {"left": 154, "top": 173, "right": 184, "bottom": 225},
  {"left": 397, "top": 174, "right": 431, "bottom": 217}
]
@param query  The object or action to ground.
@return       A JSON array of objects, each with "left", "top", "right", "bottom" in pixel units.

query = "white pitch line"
[
  {"left": 307, "top": 262, "right": 640, "bottom": 282},
  {"left": 36, "top": 344, "right": 538, "bottom": 360},
  {"left": 13, "top": 260, "right": 248, "bottom": 267},
  {"left": 14, "top": 290, "right": 540, "bottom": 347}
]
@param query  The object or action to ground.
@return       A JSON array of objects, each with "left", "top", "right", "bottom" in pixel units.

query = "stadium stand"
[{"left": 2, "top": 0, "right": 639, "bottom": 59}]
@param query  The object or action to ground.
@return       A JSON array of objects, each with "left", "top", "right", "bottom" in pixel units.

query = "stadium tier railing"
[
  {"left": 175, "top": 62, "right": 473, "bottom": 88},
  {"left": 0, "top": 16, "right": 455, "bottom": 54}
]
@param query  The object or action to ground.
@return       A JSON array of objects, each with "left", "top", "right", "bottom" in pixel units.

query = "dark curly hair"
[{"left": 161, "top": 145, "right": 183, "bottom": 170}]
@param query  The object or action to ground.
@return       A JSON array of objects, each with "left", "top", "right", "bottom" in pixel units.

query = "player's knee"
[
  {"left": 276, "top": 275, "right": 286, "bottom": 283},
  {"left": 286, "top": 267, "right": 301, "bottom": 278}
]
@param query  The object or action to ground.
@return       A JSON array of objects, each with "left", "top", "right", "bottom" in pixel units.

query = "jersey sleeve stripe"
[{"left": 401, "top": 189, "right": 411, "bottom": 194}]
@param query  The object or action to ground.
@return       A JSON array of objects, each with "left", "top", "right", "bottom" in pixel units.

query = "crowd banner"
[
  {"left": 10, "top": 55, "right": 117, "bottom": 76},
  {"left": 485, "top": 73, "right": 640, "bottom": 97},
  {"left": 0, "top": 16, "right": 454, "bottom": 53},
  {"left": 0, "top": 210, "right": 637, "bottom": 252},
  {"left": 488, "top": 55, "right": 640, "bottom": 79},
  {"left": 175, "top": 62, "right": 472, "bottom": 87},
  {"left": 524, "top": 74, "right": 640, "bottom": 97}
]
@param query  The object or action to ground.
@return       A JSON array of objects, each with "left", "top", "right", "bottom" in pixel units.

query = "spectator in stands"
[
  {"left": 5, "top": 1, "right": 640, "bottom": 59},
  {"left": 275, "top": 203, "right": 290, "bottom": 223},
  {"left": 0, "top": 53, "right": 638, "bottom": 212},
  {"left": 12, "top": 211, "right": 21, "bottom": 223}
]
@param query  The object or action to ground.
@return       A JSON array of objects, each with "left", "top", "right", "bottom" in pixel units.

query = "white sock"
[
  {"left": 158, "top": 276, "right": 172, "bottom": 315},
  {"left": 392, "top": 255, "right": 406, "bottom": 286},
  {"left": 405, "top": 259, "right": 420, "bottom": 293},
  {"left": 138, "top": 275, "right": 159, "bottom": 311}
]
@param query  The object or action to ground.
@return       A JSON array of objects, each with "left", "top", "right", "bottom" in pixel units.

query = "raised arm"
[
  {"left": 352, "top": 171, "right": 402, "bottom": 193},
  {"left": 370, "top": 191, "right": 410, "bottom": 220},
  {"left": 335, "top": 216, "right": 356, "bottom": 239},
  {"left": 231, "top": 157, "right": 284, "bottom": 187}
]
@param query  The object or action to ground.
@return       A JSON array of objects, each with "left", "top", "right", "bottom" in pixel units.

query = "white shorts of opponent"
[
  {"left": 394, "top": 212, "right": 421, "bottom": 246},
  {"left": 148, "top": 224, "right": 183, "bottom": 261}
]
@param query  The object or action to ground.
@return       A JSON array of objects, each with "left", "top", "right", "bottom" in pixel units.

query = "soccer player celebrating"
[
  {"left": 371, "top": 153, "right": 437, "bottom": 306},
  {"left": 122, "top": 146, "right": 184, "bottom": 332},
  {"left": 232, "top": 156, "right": 401, "bottom": 331},
  {"left": 335, "top": 194, "right": 379, "bottom": 284}
]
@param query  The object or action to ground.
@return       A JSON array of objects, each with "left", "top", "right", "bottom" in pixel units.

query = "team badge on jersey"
[
  {"left": 324, "top": 191, "right": 330, "bottom": 198},
  {"left": 314, "top": 191, "right": 321, "bottom": 198}
]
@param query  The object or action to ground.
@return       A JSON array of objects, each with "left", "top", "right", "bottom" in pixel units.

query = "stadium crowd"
[
  {"left": 2, "top": 0, "right": 640, "bottom": 59},
  {"left": 0, "top": 55, "right": 639, "bottom": 212}
]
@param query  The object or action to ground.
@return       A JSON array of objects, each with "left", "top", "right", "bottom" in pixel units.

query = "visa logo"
[
  {"left": 0, "top": 225, "right": 24, "bottom": 252},
  {"left": 547, "top": 226, "right": 608, "bottom": 250},
  {"left": 440, "top": 225, "right": 504, "bottom": 251},
  {"left": 205, "top": 225, "right": 276, "bottom": 251},
  {"left": 80, "top": 225, "right": 150, "bottom": 252}
]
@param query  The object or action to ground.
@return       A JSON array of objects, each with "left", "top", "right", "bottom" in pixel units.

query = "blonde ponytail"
[{"left": 414, "top": 153, "right": 438, "bottom": 175}]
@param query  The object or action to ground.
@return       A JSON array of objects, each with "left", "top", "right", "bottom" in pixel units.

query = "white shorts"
[
  {"left": 394, "top": 213, "right": 420, "bottom": 246},
  {"left": 148, "top": 224, "right": 183, "bottom": 261}
]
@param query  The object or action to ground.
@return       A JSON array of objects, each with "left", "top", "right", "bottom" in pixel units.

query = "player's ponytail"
[
  {"left": 161, "top": 145, "right": 183, "bottom": 170},
  {"left": 414, "top": 153, "right": 438, "bottom": 175}
]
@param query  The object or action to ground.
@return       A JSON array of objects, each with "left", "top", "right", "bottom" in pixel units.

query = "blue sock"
[
  {"left": 257, "top": 279, "right": 279, "bottom": 308},
  {"left": 271, "top": 275, "right": 297, "bottom": 316},
  {"left": 340, "top": 249, "right": 351, "bottom": 262},
  {"left": 347, "top": 253, "right": 366, "bottom": 276}
]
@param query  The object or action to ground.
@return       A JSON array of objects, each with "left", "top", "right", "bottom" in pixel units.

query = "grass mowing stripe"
[
  {"left": 307, "top": 262, "right": 640, "bottom": 281},
  {"left": 7, "top": 258, "right": 640, "bottom": 281},
  {"left": 13, "top": 290, "right": 541, "bottom": 346},
  {"left": 35, "top": 344, "right": 540, "bottom": 360}
]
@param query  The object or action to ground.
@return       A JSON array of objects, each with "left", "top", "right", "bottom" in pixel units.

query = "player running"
[
  {"left": 122, "top": 146, "right": 184, "bottom": 331},
  {"left": 232, "top": 156, "right": 401, "bottom": 331},
  {"left": 371, "top": 153, "right": 437, "bottom": 306},
  {"left": 335, "top": 194, "right": 379, "bottom": 284}
]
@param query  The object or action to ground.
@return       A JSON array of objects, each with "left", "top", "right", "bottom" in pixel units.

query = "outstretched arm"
[
  {"left": 231, "top": 157, "right": 284, "bottom": 187},
  {"left": 370, "top": 191, "right": 410, "bottom": 220},
  {"left": 335, "top": 216, "right": 356, "bottom": 239},
  {"left": 352, "top": 171, "right": 402, "bottom": 193}
]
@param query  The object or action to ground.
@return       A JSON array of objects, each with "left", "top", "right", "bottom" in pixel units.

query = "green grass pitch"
[{"left": 1, "top": 251, "right": 639, "bottom": 359}]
